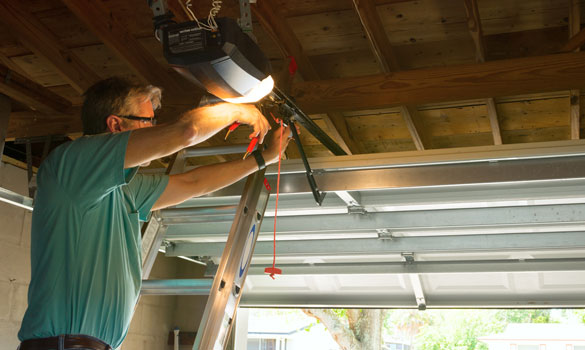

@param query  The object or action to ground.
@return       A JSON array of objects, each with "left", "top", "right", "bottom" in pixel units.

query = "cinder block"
[
  {"left": 119, "top": 335, "right": 142, "bottom": 350},
  {"left": 9, "top": 283, "right": 28, "bottom": 322},
  {"left": 0, "top": 163, "right": 28, "bottom": 195},
  {"left": 141, "top": 304, "right": 173, "bottom": 337},
  {"left": 0, "top": 319, "right": 22, "bottom": 350},
  {"left": 21, "top": 211, "right": 32, "bottom": 248},
  {"left": 0, "top": 280, "right": 12, "bottom": 320},
  {"left": 0, "top": 202, "right": 24, "bottom": 246},
  {"left": 0, "top": 243, "right": 31, "bottom": 282},
  {"left": 148, "top": 254, "right": 178, "bottom": 279},
  {"left": 127, "top": 303, "right": 143, "bottom": 335}
]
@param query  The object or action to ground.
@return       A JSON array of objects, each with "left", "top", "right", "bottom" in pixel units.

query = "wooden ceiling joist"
[
  {"left": 0, "top": 63, "right": 72, "bottom": 115},
  {"left": 0, "top": 1, "right": 100, "bottom": 94},
  {"left": 569, "top": 0, "right": 581, "bottom": 140},
  {"left": 486, "top": 99, "right": 503, "bottom": 145},
  {"left": 0, "top": 52, "right": 31, "bottom": 81},
  {"left": 350, "top": 0, "right": 432, "bottom": 150},
  {"left": 463, "top": 0, "right": 486, "bottom": 64},
  {"left": 252, "top": 1, "right": 360, "bottom": 155},
  {"left": 292, "top": 51, "right": 585, "bottom": 114},
  {"left": 61, "top": 0, "right": 185, "bottom": 96},
  {"left": 561, "top": 26, "right": 585, "bottom": 53},
  {"left": 399, "top": 105, "right": 430, "bottom": 151},
  {"left": 351, "top": 0, "right": 400, "bottom": 73},
  {"left": 463, "top": 0, "right": 502, "bottom": 146},
  {"left": 6, "top": 110, "right": 81, "bottom": 140}
]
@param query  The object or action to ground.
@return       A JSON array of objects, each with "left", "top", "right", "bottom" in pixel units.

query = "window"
[
  {"left": 248, "top": 339, "right": 260, "bottom": 349},
  {"left": 246, "top": 338, "right": 278, "bottom": 350},
  {"left": 261, "top": 339, "right": 276, "bottom": 350}
]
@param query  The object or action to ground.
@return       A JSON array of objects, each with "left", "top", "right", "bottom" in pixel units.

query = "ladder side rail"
[{"left": 193, "top": 169, "right": 270, "bottom": 350}]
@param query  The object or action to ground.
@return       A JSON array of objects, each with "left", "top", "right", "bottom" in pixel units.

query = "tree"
[
  {"left": 495, "top": 309, "right": 554, "bottom": 324},
  {"left": 415, "top": 310, "right": 504, "bottom": 350},
  {"left": 302, "top": 309, "right": 387, "bottom": 350},
  {"left": 391, "top": 310, "right": 433, "bottom": 347}
]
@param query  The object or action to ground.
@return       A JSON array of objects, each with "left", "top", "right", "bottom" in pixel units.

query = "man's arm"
[
  {"left": 152, "top": 126, "right": 292, "bottom": 210},
  {"left": 124, "top": 103, "right": 270, "bottom": 168}
]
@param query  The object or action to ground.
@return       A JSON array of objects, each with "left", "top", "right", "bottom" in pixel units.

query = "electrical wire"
[{"left": 182, "top": 0, "right": 222, "bottom": 31}]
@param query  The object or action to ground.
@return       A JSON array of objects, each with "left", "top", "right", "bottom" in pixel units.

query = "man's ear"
[{"left": 106, "top": 115, "right": 123, "bottom": 133}]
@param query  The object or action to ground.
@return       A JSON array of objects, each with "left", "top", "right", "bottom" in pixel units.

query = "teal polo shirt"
[{"left": 18, "top": 131, "right": 169, "bottom": 349}]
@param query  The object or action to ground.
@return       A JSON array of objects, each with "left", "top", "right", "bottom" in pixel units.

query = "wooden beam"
[
  {"left": 570, "top": 89, "right": 580, "bottom": 140},
  {"left": 291, "top": 51, "right": 585, "bottom": 114},
  {"left": 6, "top": 110, "right": 81, "bottom": 140},
  {"left": 0, "top": 63, "right": 72, "bottom": 114},
  {"left": 463, "top": 0, "right": 501, "bottom": 145},
  {"left": 252, "top": 0, "right": 358, "bottom": 155},
  {"left": 569, "top": 0, "right": 581, "bottom": 139},
  {"left": 0, "top": 52, "right": 31, "bottom": 80},
  {"left": 351, "top": 0, "right": 432, "bottom": 150},
  {"left": 399, "top": 105, "right": 429, "bottom": 150},
  {"left": 561, "top": 28, "right": 585, "bottom": 53},
  {"left": 0, "top": 1, "right": 100, "bottom": 93},
  {"left": 351, "top": 0, "right": 400, "bottom": 72},
  {"left": 463, "top": 0, "right": 486, "bottom": 63},
  {"left": 323, "top": 111, "right": 363, "bottom": 154},
  {"left": 252, "top": 1, "right": 319, "bottom": 80},
  {"left": 61, "top": 0, "right": 185, "bottom": 95},
  {"left": 0, "top": 94, "right": 10, "bottom": 157},
  {"left": 486, "top": 99, "right": 502, "bottom": 145}
]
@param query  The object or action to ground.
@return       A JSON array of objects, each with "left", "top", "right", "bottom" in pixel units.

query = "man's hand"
[
  {"left": 125, "top": 102, "right": 272, "bottom": 168},
  {"left": 262, "top": 125, "right": 293, "bottom": 165},
  {"left": 229, "top": 104, "right": 272, "bottom": 144}
]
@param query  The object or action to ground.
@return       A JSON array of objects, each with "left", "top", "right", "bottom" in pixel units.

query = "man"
[{"left": 17, "top": 77, "right": 291, "bottom": 350}]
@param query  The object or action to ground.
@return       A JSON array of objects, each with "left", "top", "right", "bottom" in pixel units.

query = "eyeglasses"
[{"left": 119, "top": 115, "right": 157, "bottom": 125}]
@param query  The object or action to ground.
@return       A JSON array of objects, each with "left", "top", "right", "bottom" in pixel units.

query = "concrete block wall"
[
  {"left": 121, "top": 256, "right": 207, "bottom": 350},
  {"left": 0, "top": 163, "right": 209, "bottom": 350},
  {"left": 122, "top": 254, "right": 179, "bottom": 350},
  {"left": 0, "top": 163, "right": 32, "bottom": 350}
]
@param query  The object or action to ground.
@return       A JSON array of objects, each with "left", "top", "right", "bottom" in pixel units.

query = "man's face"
[
  {"left": 118, "top": 99, "right": 156, "bottom": 131},
  {"left": 117, "top": 99, "right": 156, "bottom": 167}
]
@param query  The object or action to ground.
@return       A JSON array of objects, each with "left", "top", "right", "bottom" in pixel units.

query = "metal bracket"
[
  {"left": 141, "top": 211, "right": 168, "bottom": 279},
  {"left": 401, "top": 252, "right": 415, "bottom": 264},
  {"left": 347, "top": 206, "right": 367, "bottom": 215},
  {"left": 147, "top": 0, "right": 175, "bottom": 42},
  {"left": 376, "top": 228, "right": 393, "bottom": 240},
  {"left": 238, "top": 0, "right": 253, "bottom": 33}
]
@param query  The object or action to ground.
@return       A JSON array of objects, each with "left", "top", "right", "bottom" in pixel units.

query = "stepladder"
[{"left": 140, "top": 149, "right": 272, "bottom": 350}]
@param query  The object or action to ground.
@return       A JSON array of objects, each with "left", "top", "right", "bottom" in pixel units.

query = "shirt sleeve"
[
  {"left": 48, "top": 131, "right": 135, "bottom": 206},
  {"left": 126, "top": 173, "right": 169, "bottom": 221}
]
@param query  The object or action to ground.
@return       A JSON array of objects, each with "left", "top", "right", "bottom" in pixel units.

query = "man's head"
[{"left": 81, "top": 77, "right": 162, "bottom": 135}]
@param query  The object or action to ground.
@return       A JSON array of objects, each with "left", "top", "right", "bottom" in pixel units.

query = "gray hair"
[{"left": 81, "top": 77, "right": 162, "bottom": 135}]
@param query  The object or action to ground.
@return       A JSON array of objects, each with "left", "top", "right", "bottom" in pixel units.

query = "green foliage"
[
  {"left": 383, "top": 309, "right": 561, "bottom": 350},
  {"left": 412, "top": 310, "right": 504, "bottom": 350},
  {"left": 495, "top": 309, "right": 555, "bottom": 324}
]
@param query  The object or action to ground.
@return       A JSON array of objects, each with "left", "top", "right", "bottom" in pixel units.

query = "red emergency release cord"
[{"left": 264, "top": 120, "right": 284, "bottom": 279}]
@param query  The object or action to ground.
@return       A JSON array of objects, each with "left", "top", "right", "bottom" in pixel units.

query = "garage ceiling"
[{"left": 1, "top": 0, "right": 585, "bottom": 307}]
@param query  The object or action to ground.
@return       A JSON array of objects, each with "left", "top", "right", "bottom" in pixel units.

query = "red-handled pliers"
[{"left": 225, "top": 122, "right": 259, "bottom": 159}]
